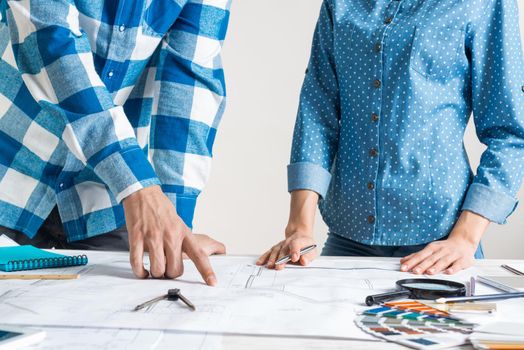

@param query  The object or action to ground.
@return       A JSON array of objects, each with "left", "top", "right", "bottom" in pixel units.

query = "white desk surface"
[{"left": 1, "top": 251, "right": 522, "bottom": 350}]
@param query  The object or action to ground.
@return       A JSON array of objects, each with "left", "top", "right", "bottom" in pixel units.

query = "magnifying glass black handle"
[{"left": 365, "top": 290, "right": 412, "bottom": 306}]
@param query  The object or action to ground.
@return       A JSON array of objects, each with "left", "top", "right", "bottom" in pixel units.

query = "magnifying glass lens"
[{"left": 401, "top": 282, "right": 460, "bottom": 291}]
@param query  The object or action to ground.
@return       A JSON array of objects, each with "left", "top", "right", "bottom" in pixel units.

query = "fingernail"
[
  {"left": 414, "top": 268, "right": 421, "bottom": 274},
  {"left": 428, "top": 268, "right": 434, "bottom": 274},
  {"left": 401, "top": 265, "right": 407, "bottom": 271},
  {"left": 206, "top": 276, "right": 217, "bottom": 286},
  {"left": 293, "top": 253, "right": 299, "bottom": 261}
]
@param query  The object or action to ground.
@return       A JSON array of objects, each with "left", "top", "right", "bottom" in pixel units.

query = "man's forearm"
[{"left": 286, "top": 190, "right": 319, "bottom": 236}]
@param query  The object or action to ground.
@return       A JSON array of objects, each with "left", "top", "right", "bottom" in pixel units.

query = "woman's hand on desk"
[
  {"left": 399, "top": 237, "right": 477, "bottom": 275},
  {"left": 399, "top": 210, "right": 489, "bottom": 275},
  {"left": 256, "top": 231, "right": 318, "bottom": 270}
]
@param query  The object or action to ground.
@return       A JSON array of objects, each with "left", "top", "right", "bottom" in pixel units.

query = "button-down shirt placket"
[{"left": 368, "top": 0, "right": 404, "bottom": 239}]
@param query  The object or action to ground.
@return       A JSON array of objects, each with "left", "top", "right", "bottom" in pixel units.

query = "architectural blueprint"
[
  {"left": 24, "top": 327, "right": 222, "bottom": 350},
  {"left": 1, "top": 252, "right": 522, "bottom": 341}
]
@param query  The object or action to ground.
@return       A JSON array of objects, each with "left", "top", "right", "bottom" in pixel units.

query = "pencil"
[
  {"left": 501, "top": 264, "right": 524, "bottom": 276},
  {"left": 436, "top": 291, "right": 524, "bottom": 304},
  {"left": 0, "top": 274, "right": 79, "bottom": 280}
]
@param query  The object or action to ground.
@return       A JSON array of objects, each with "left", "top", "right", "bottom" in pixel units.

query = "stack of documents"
[{"left": 470, "top": 322, "right": 524, "bottom": 350}]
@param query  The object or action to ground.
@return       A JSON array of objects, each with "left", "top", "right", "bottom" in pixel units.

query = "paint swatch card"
[
  {"left": 384, "top": 301, "right": 450, "bottom": 317},
  {"left": 355, "top": 304, "right": 477, "bottom": 349}
]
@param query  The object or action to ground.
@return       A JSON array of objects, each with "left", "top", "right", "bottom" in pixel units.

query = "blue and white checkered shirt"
[{"left": 0, "top": 0, "right": 230, "bottom": 241}]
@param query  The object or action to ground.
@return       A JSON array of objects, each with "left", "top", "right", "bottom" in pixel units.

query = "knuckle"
[
  {"left": 146, "top": 230, "right": 162, "bottom": 242},
  {"left": 165, "top": 269, "right": 183, "bottom": 279},
  {"left": 194, "top": 250, "right": 208, "bottom": 262},
  {"left": 150, "top": 269, "right": 165, "bottom": 279},
  {"left": 175, "top": 264, "right": 185, "bottom": 275}
]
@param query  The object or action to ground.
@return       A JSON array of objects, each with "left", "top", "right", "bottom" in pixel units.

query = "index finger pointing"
[
  {"left": 195, "top": 254, "right": 217, "bottom": 286},
  {"left": 184, "top": 237, "right": 217, "bottom": 286}
]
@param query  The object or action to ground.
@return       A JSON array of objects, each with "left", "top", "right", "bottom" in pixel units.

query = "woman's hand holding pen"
[
  {"left": 256, "top": 231, "right": 317, "bottom": 270},
  {"left": 257, "top": 190, "right": 320, "bottom": 270}
]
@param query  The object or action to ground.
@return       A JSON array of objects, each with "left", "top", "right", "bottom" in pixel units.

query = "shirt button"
[
  {"left": 370, "top": 148, "right": 378, "bottom": 157},
  {"left": 371, "top": 113, "right": 379, "bottom": 122},
  {"left": 384, "top": 17, "right": 393, "bottom": 25},
  {"left": 59, "top": 183, "right": 64, "bottom": 189},
  {"left": 521, "top": 85, "right": 524, "bottom": 93},
  {"left": 119, "top": 25, "right": 126, "bottom": 32},
  {"left": 107, "top": 70, "right": 114, "bottom": 78},
  {"left": 367, "top": 215, "right": 376, "bottom": 224},
  {"left": 374, "top": 79, "right": 381, "bottom": 88},
  {"left": 367, "top": 182, "right": 375, "bottom": 190},
  {"left": 375, "top": 43, "right": 382, "bottom": 52}
]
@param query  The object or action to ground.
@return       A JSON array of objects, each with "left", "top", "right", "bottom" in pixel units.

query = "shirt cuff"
[
  {"left": 287, "top": 162, "right": 332, "bottom": 198},
  {"left": 461, "top": 182, "right": 518, "bottom": 224},
  {"left": 163, "top": 190, "right": 198, "bottom": 229},
  {"left": 92, "top": 146, "right": 161, "bottom": 203}
]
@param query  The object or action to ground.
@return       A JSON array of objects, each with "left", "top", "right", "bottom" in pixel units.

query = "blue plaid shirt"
[
  {"left": 0, "top": 0, "right": 230, "bottom": 241},
  {"left": 289, "top": 0, "right": 524, "bottom": 245}
]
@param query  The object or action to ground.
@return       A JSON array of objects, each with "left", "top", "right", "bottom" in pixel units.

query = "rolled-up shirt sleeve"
[
  {"left": 461, "top": 0, "right": 524, "bottom": 223},
  {"left": 288, "top": 0, "right": 340, "bottom": 198}
]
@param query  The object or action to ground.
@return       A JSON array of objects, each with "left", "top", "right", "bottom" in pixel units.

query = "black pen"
[
  {"left": 436, "top": 291, "right": 524, "bottom": 304},
  {"left": 501, "top": 264, "right": 524, "bottom": 276},
  {"left": 275, "top": 245, "right": 317, "bottom": 265}
]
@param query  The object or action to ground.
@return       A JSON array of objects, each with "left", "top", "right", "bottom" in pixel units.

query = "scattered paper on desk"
[
  {"left": 1, "top": 252, "right": 522, "bottom": 345},
  {"left": 474, "top": 322, "right": 524, "bottom": 337},
  {"left": 470, "top": 322, "right": 524, "bottom": 350},
  {"left": 0, "top": 255, "right": 411, "bottom": 340},
  {"left": 0, "top": 234, "right": 19, "bottom": 247}
]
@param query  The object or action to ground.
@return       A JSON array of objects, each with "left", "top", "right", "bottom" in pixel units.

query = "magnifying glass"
[{"left": 365, "top": 278, "right": 466, "bottom": 306}]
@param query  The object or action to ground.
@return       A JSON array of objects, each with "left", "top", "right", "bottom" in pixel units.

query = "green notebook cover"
[{"left": 0, "top": 246, "right": 88, "bottom": 272}]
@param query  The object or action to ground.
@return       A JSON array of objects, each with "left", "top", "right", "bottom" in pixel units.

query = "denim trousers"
[{"left": 321, "top": 232, "right": 485, "bottom": 259}]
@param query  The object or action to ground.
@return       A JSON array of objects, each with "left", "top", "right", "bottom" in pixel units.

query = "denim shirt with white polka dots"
[{"left": 288, "top": 0, "right": 524, "bottom": 245}]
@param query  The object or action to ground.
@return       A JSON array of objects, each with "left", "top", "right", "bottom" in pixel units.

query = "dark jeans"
[
  {"left": 0, "top": 207, "right": 129, "bottom": 251},
  {"left": 321, "top": 233, "right": 485, "bottom": 259}
]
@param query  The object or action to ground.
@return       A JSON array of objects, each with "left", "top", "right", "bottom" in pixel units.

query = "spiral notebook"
[{"left": 0, "top": 246, "right": 88, "bottom": 272}]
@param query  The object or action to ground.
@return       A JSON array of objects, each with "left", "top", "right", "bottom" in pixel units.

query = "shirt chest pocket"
[{"left": 410, "top": 27, "right": 466, "bottom": 83}]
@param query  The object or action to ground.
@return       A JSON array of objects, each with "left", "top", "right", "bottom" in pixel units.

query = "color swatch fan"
[{"left": 355, "top": 301, "right": 476, "bottom": 349}]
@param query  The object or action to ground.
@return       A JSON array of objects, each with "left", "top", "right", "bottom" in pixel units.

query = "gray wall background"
[{"left": 193, "top": 0, "right": 524, "bottom": 258}]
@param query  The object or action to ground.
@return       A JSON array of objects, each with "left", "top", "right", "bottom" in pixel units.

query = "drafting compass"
[{"left": 134, "top": 288, "right": 196, "bottom": 311}]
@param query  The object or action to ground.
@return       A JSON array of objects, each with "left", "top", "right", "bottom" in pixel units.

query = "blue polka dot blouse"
[{"left": 288, "top": 0, "right": 524, "bottom": 245}]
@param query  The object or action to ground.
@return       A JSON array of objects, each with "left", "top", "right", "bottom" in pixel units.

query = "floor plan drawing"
[{"left": 0, "top": 252, "right": 490, "bottom": 341}]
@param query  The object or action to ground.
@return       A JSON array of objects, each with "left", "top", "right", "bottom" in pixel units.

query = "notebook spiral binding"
[{"left": 6, "top": 254, "right": 88, "bottom": 271}]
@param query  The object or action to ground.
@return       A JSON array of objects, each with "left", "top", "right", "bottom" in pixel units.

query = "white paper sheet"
[
  {"left": 0, "top": 234, "right": 18, "bottom": 247},
  {"left": 0, "top": 254, "right": 409, "bottom": 340},
  {"left": 1, "top": 253, "right": 522, "bottom": 342},
  {"left": 21, "top": 327, "right": 223, "bottom": 350}
]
